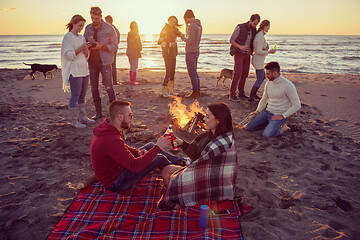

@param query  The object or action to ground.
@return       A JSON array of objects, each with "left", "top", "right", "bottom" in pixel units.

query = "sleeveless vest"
[{"left": 230, "top": 22, "right": 256, "bottom": 56}]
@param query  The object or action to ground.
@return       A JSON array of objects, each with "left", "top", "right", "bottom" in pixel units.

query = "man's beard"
[{"left": 121, "top": 120, "right": 130, "bottom": 129}]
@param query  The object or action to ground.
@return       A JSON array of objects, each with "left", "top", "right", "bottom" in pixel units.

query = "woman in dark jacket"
[
  {"left": 158, "top": 16, "right": 183, "bottom": 97},
  {"left": 126, "top": 21, "right": 142, "bottom": 85},
  {"left": 159, "top": 102, "right": 237, "bottom": 210}
]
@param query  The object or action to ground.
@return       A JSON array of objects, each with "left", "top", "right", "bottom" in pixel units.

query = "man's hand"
[
  {"left": 251, "top": 111, "right": 260, "bottom": 117},
  {"left": 138, "top": 149, "right": 147, "bottom": 156},
  {"left": 155, "top": 135, "right": 171, "bottom": 150},
  {"left": 88, "top": 36, "right": 96, "bottom": 44},
  {"left": 271, "top": 114, "right": 284, "bottom": 121},
  {"left": 91, "top": 43, "right": 102, "bottom": 50},
  {"left": 240, "top": 45, "right": 248, "bottom": 52}
]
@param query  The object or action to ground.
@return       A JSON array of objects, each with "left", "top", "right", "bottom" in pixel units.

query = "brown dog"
[
  {"left": 23, "top": 62, "right": 58, "bottom": 80},
  {"left": 216, "top": 68, "right": 233, "bottom": 86}
]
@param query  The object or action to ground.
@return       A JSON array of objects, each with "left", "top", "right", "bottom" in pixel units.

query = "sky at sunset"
[{"left": 0, "top": 0, "right": 359, "bottom": 36}]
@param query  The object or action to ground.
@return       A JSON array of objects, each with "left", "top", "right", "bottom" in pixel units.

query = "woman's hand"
[
  {"left": 172, "top": 136, "right": 183, "bottom": 147},
  {"left": 268, "top": 49, "right": 276, "bottom": 54},
  {"left": 83, "top": 42, "right": 91, "bottom": 53}
]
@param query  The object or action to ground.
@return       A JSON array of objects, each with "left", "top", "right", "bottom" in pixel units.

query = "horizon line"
[{"left": 1, "top": 33, "right": 360, "bottom": 36}]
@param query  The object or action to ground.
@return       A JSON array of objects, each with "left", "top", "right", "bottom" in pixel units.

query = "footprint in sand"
[
  {"left": 338, "top": 96, "right": 345, "bottom": 99},
  {"left": 320, "top": 94, "right": 327, "bottom": 97},
  {"left": 305, "top": 91, "right": 311, "bottom": 94}
]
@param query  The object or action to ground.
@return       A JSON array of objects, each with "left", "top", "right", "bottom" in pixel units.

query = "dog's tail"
[{"left": 23, "top": 62, "right": 32, "bottom": 66}]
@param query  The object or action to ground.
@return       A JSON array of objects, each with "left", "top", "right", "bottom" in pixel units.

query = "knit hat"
[{"left": 184, "top": 9, "right": 195, "bottom": 19}]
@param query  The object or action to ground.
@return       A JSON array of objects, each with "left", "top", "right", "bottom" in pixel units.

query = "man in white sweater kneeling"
[{"left": 245, "top": 61, "right": 301, "bottom": 138}]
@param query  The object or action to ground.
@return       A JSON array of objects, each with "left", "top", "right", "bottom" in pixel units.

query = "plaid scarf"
[{"left": 159, "top": 131, "right": 238, "bottom": 210}]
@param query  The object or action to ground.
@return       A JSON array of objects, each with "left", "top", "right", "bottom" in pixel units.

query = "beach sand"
[{"left": 0, "top": 68, "right": 359, "bottom": 240}]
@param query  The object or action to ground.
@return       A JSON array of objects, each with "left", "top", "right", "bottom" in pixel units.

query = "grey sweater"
[{"left": 184, "top": 19, "right": 202, "bottom": 53}]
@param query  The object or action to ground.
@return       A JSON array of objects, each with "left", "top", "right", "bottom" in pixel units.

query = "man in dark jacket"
[
  {"left": 90, "top": 100, "right": 182, "bottom": 192},
  {"left": 182, "top": 9, "right": 202, "bottom": 99},
  {"left": 229, "top": 14, "right": 260, "bottom": 101}
]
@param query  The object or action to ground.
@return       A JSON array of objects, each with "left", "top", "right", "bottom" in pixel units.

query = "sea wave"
[
  {"left": 283, "top": 65, "right": 305, "bottom": 73},
  {"left": 342, "top": 56, "right": 360, "bottom": 61}
]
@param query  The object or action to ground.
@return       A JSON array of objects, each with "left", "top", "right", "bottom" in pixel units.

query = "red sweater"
[{"left": 90, "top": 119, "right": 160, "bottom": 188}]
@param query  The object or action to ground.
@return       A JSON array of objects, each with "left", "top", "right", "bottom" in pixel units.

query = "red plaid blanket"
[{"left": 47, "top": 176, "right": 251, "bottom": 239}]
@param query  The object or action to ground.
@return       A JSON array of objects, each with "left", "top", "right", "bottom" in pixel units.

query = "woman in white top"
[
  {"left": 61, "top": 15, "right": 94, "bottom": 128},
  {"left": 250, "top": 20, "right": 276, "bottom": 101}
]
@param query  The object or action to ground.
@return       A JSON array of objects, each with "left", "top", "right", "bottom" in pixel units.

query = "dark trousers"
[
  {"left": 111, "top": 52, "right": 117, "bottom": 84},
  {"left": 230, "top": 52, "right": 250, "bottom": 97},
  {"left": 107, "top": 143, "right": 182, "bottom": 192},
  {"left": 88, "top": 61, "right": 115, "bottom": 103},
  {"left": 163, "top": 57, "right": 176, "bottom": 86}
]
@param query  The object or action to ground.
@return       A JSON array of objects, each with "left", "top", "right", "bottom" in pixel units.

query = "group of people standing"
[
  {"left": 61, "top": 7, "right": 119, "bottom": 128},
  {"left": 61, "top": 7, "right": 202, "bottom": 129},
  {"left": 229, "top": 13, "right": 275, "bottom": 102},
  {"left": 158, "top": 10, "right": 202, "bottom": 98}
]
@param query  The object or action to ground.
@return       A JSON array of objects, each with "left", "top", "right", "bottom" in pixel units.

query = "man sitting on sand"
[
  {"left": 90, "top": 100, "right": 183, "bottom": 192},
  {"left": 244, "top": 61, "right": 301, "bottom": 138}
]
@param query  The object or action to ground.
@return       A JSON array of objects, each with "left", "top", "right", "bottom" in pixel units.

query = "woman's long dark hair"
[
  {"left": 207, "top": 102, "right": 233, "bottom": 138},
  {"left": 168, "top": 16, "right": 182, "bottom": 30},
  {"left": 130, "top": 21, "right": 139, "bottom": 34},
  {"left": 257, "top": 19, "right": 270, "bottom": 34}
]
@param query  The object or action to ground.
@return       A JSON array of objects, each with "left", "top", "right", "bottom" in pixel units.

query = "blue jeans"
[
  {"left": 111, "top": 52, "right": 117, "bottom": 84},
  {"left": 186, "top": 51, "right": 200, "bottom": 92},
  {"left": 254, "top": 69, "right": 266, "bottom": 88},
  {"left": 245, "top": 111, "right": 288, "bottom": 138},
  {"left": 69, "top": 75, "right": 89, "bottom": 108},
  {"left": 88, "top": 61, "right": 115, "bottom": 103},
  {"left": 107, "top": 143, "right": 182, "bottom": 192}
]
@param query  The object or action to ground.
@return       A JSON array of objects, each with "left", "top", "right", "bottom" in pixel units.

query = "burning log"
[{"left": 184, "top": 112, "right": 206, "bottom": 134}]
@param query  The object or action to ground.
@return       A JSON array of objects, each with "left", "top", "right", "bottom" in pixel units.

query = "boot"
[
  {"left": 91, "top": 100, "right": 103, "bottom": 120},
  {"left": 131, "top": 72, "right": 137, "bottom": 85},
  {"left": 69, "top": 107, "right": 86, "bottom": 128},
  {"left": 78, "top": 103, "right": 95, "bottom": 124},
  {"left": 168, "top": 80, "right": 175, "bottom": 96},
  {"left": 161, "top": 85, "right": 171, "bottom": 98},
  {"left": 249, "top": 86, "right": 260, "bottom": 101},
  {"left": 129, "top": 70, "right": 133, "bottom": 84},
  {"left": 185, "top": 91, "right": 200, "bottom": 99}
]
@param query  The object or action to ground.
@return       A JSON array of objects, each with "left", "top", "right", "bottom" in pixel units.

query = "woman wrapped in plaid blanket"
[{"left": 158, "top": 102, "right": 238, "bottom": 210}]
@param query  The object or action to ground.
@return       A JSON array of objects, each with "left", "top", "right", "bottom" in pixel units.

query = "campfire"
[{"left": 168, "top": 96, "right": 206, "bottom": 134}]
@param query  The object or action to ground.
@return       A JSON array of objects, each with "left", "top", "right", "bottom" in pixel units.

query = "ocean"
[{"left": 0, "top": 34, "right": 359, "bottom": 75}]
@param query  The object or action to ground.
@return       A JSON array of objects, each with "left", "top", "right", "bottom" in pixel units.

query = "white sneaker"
[{"left": 72, "top": 120, "right": 86, "bottom": 128}]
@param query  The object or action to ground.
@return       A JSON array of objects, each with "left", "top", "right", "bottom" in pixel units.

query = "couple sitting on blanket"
[{"left": 90, "top": 100, "right": 237, "bottom": 211}]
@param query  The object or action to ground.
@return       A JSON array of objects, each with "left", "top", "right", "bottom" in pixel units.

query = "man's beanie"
[{"left": 184, "top": 9, "right": 195, "bottom": 18}]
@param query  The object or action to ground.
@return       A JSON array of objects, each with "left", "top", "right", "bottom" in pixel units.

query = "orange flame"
[{"left": 168, "top": 96, "right": 205, "bottom": 128}]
